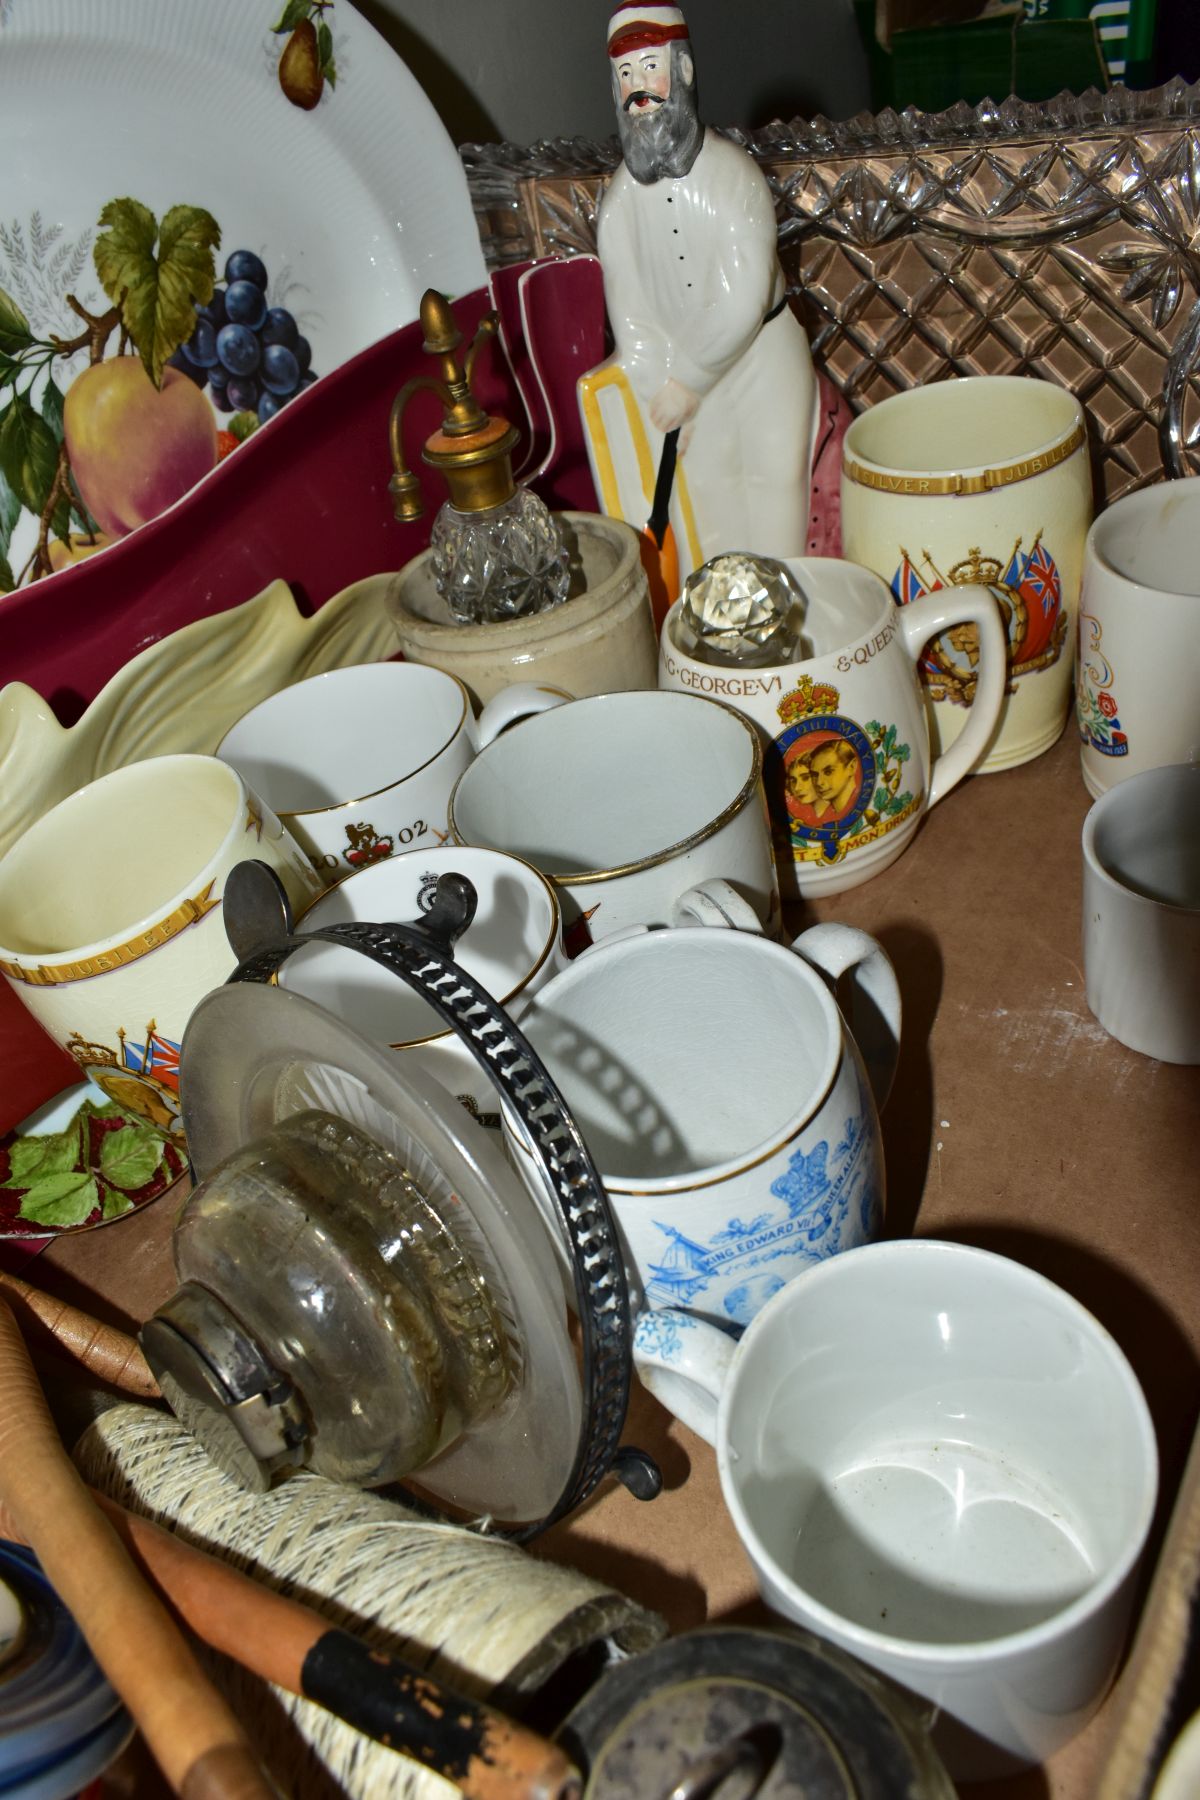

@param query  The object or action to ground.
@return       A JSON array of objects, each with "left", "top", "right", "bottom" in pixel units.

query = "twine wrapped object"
[{"left": 74, "top": 1404, "right": 663, "bottom": 1799}]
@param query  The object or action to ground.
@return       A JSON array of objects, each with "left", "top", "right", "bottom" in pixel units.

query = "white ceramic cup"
[
  {"left": 1076, "top": 476, "right": 1200, "bottom": 798},
  {"left": 633, "top": 1239, "right": 1157, "bottom": 1780},
  {"left": 277, "top": 845, "right": 567, "bottom": 1113},
  {"left": 447, "top": 689, "right": 781, "bottom": 945},
  {"left": 0, "top": 754, "right": 320, "bottom": 1140},
  {"left": 503, "top": 916, "right": 899, "bottom": 1329},
  {"left": 841, "top": 375, "right": 1092, "bottom": 772},
  {"left": 658, "top": 557, "right": 1007, "bottom": 897},
  {"left": 216, "top": 662, "right": 565, "bottom": 886},
  {"left": 1082, "top": 762, "right": 1200, "bottom": 1064}
]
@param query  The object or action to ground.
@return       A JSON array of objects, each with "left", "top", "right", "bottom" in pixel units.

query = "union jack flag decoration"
[
  {"left": 123, "top": 1028, "right": 182, "bottom": 1092},
  {"left": 891, "top": 553, "right": 927, "bottom": 607},
  {"left": 1016, "top": 538, "right": 1061, "bottom": 618}
]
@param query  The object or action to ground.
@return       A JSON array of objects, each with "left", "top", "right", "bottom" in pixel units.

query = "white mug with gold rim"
[
  {"left": 447, "top": 689, "right": 781, "bottom": 944},
  {"left": 0, "top": 754, "right": 320, "bottom": 1141},
  {"left": 840, "top": 375, "right": 1093, "bottom": 772},
  {"left": 216, "top": 662, "right": 566, "bottom": 887}
]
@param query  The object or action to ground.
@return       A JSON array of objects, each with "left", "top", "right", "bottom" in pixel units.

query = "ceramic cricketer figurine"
[{"left": 578, "top": 2, "right": 820, "bottom": 594}]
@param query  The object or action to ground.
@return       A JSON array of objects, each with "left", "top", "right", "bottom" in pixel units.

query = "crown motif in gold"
[
  {"left": 949, "top": 547, "right": 1005, "bottom": 587},
  {"left": 777, "top": 673, "right": 843, "bottom": 728}
]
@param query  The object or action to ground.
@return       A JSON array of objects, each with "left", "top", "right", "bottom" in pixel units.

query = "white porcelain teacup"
[
  {"left": 448, "top": 688, "right": 781, "bottom": 945},
  {"left": 277, "top": 845, "right": 568, "bottom": 1113},
  {"left": 0, "top": 754, "right": 320, "bottom": 1141},
  {"left": 634, "top": 1239, "right": 1157, "bottom": 1780},
  {"left": 216, "top": 662, "right": 565, "bottom": 886},
  {"left": 503, "top": 913, "right": 899, "bottom": 1329}
]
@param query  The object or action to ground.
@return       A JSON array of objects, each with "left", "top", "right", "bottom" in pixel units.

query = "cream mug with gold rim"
[
  {"left": 841, "top": 375, "right": 1092, "bottom": 772},
  {"left": 658, "top": 557, "right": 1007, "bottom": 897},
  {"left": 0, "top": 754, "right": 320, "bottom": 1142}
]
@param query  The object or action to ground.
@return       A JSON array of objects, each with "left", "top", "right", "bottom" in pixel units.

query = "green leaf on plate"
[
  {"left": 4, "top": 1112, "right": 83, "bottom": 1189},
  {"left": 94, "top": 198, "right": 219, "bottom": 387},
  {"left": 0, "top": 550, "right": 14, "bottom": 594},
  {"left": 0, "top": 285, "right": 33, "bottom": 357},
  {"left": 317, "top": 20, "right": 336, "bottom": 83},
  {"left": 99, "top": 1117, "right": 167, "bottom": 1192},
  {"left": 272, "top": 0, "right": 309, "bottom": 34},
  {"left": 101, "top": 1185, "right": 136, "bottom": 1222},
  {"left": 0, "top": 392, "right": 61, "bottom": 519},
  {"left": 41, "top": 373, "right": 65, "bottom": 444},
  {"left": 0, "top": 460, "right": 20, "bottom": 579},
  {"left": 17, "top": 1171, "right": 101, "bottom": 1229}
]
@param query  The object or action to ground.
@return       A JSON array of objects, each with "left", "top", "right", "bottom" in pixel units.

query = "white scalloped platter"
[{"left": 0, "top": 0, "right": 485, "bottom": 589}]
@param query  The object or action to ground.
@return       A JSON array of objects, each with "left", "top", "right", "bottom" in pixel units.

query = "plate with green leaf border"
[{"left": 0, "top": 1082, "right": 186, "bottom": 1238}]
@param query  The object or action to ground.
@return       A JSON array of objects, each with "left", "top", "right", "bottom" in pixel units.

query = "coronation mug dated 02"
[{"left": 217, "top": 662, "right": 566, "bottom": 887}]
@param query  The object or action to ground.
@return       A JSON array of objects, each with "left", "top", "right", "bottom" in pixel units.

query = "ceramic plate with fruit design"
[{"left": 0, "top": 0, "right": 485, "bottom": 592}]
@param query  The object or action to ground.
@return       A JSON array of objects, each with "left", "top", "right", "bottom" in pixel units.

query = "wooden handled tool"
[
  {"left": 0, "top": 1297, "right": 273, "bottom": 1800},
  {"left": 0, "top": 1269, "right": 160, "bottom": 1398},
  {"left": 2, "top": 1485, "right": 582, "bottom": 1800}
]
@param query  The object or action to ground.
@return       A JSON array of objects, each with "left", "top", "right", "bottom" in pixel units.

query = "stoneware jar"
[{"left": 386, "top": 512, "right": 658, "bottom": 705}]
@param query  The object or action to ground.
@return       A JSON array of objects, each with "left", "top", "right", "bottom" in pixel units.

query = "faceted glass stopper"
[
  {"left": 430, "top": 487, "right": 571, "bottom": 626},
  {"left": 679, "top": 551, "right": 807, "bottom": 665}
]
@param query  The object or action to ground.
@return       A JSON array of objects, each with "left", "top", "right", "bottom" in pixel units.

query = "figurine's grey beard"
[{"left": 614, "top": 45, "right": 703, "bottom": 184}]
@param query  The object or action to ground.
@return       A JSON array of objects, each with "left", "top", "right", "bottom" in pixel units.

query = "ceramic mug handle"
[
  {"left": 631, "top": 1309, "right": 735, "bottom": 1446},
  {"left": 471, "top": 683, "right": 574, "bottom": 751},
  {"left": 789, "top": 921, "right": 901, "bottom": 1112},
  {"left": 896, "top": 585, "right": 1008, "bottom": 807},
  {"left": 669, "top": 878, "right": 764, "bottom": 933}
]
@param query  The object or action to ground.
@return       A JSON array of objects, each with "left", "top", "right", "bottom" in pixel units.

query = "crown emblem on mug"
[
  {"left": 949, "top": 548, "right": 1004, "bottom": 586},
  {"left": 776, "top": 674, "right": 842, "bottom": 727}
]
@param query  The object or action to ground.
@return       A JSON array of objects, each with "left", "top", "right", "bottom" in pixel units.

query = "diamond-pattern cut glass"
[{"left": 467, "top": 84, "right": 1200, "bottom": 505}]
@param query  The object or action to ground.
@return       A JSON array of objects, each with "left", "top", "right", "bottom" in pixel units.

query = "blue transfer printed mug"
[{"left": 503, "top": 915, "right": 899, "bottom": 1332}]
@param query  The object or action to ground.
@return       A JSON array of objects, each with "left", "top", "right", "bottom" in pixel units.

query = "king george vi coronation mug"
[
  {"left": 503, "top": 915, "right": 900, "bottom": 1331},
  {"left": 1082, "top": 763, "right": 1200, "bottom": 1064},
  {"left": 216, "top": 662, "right": 566, "bottom": 887},
  {"left": 633, "top": 1240, "right": 1157, "bottom": 1781},
  {"left": 447, "top": 689, "right": 781, "bottom": 944},
  {"left": 278, "top": 844, "right": 567, "bottom": 1113},
  {"left": 658, "top": 557, "right": 1007, "bottom": 897},
  {"left": 841, "top": 375, "right": 1092, "bottom": 773},
  {"left": 0, "top": 754, "right": 320, "bottom": 1142},
  {"left": 1076, "top": 476, "right": 1200, "bottom": 798}
]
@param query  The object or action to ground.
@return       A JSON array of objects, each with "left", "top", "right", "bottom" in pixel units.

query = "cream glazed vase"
[{"left": 385, "top": 512, "right": 658, "bottom": 704}]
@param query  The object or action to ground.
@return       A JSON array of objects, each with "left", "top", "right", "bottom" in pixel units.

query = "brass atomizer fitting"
[{"left": 388, "top": 289, "right": 521, "bottom": 519}]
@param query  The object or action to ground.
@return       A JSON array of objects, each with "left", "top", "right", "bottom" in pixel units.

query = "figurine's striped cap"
[{"left": 607, "top": 4, "right": 689, "bottom": 55}]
